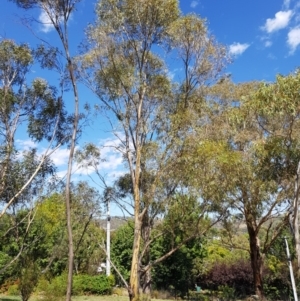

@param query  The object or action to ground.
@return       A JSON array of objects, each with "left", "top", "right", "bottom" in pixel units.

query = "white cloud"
[
  {"left": 229, "top": 42, "right": 250, "bottom": 56},
  {"left": 15, "top": 136, "right": 125, "bottom": 183},
  {"left": 168, "top": 71, "right": 175, "bottom": 80},
  {"left": 16, "top": 139, "right": 38, "bottom": 150},
  {"left": 73, "top": 152, "right": 123, "bottom": 176},
  {"left": 262, "top": 10, "right": 293, "bottom": 33},
  {"left": 260, "top": 36, "right": 273, "bottom": 48},
  {"left": 73, "top": 164, "right": 95, "bottom": 175},
  {"left": 56, "top": 170, "right": 67, "bottom": 179},
  {"left": 101, "top": 154, "right": 123, "bottom": 170},
  {"left": 38, "top": 10, "right": 55, "bottom": 33},
  {"left": 107, "top": 170, "right": 126, "bottom": 180},
  {"left": 265, "top": 40, "right": 273, "bottom": 47},
  {"left": 50, "top": 148, "right": 70, "bottom": 167},
  {"left": 167, "top": 68, "right": 182, "bottom": 80},
  {"left": 98, "top": 136, "right": 125, "bottom": 170},
  {"left": 283, "top": 0, "right": 291, "bottom": 10},
  {"left": 191, "top": 1, "right": 199, "bottom": 8},
  {"left": 38, "top": 8, "right": 72, "bottom": 33},
  {"left": 73, "top": 135, "right": 125, "bottom": 177},
  {"left": 45, "top": 134, "right": 126, "bottom": 182},
  {"left": 287, "top": 27, "right": 300, "bottom": 53}
]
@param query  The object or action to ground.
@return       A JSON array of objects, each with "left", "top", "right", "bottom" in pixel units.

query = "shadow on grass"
[{"left": 0, "top": 298, "right": 20, "bottom": 301}]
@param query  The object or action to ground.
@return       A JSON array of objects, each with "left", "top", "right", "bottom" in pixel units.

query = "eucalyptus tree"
[
  {"left": 9, "top": 0, "right": 83, "bottom": 299},
  {"left": 237, "top": 72, "right": 300, "bottom": 296},
  {"left": 0, "top": 39, "right": 68, "bottom": 273},
  {"left": 250, "top": 70, "right": 300, "bottom": 278},
  {"left": 196, "top": 76, "right": 300, "bottom": 298},
  {"left": 79, "top": 0, "right": 228, "bottom": 300},
  {"left": 0, "top": 38, "right": 70, "bottom": 296},
  {"left": 0, "top": 39, "right": 66, "bottom": 216}
]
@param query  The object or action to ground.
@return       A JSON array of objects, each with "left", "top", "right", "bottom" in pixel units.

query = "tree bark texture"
[
  {"left": 129, "top": 217, "right": 141, "bottom": 301},
  {"left": 248, "top": 226, "right": 264, "bottom": 299},
  {"left": 291, "top": 161, "right": 300, "bottom": 278}
]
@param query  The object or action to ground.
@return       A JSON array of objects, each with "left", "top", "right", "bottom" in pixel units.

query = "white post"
[
  {"left": 106, "top": 199, "right": 111, "bottom": 276},
  {"left": 285, "top": 237, "right": 298, "bottom": 301}
]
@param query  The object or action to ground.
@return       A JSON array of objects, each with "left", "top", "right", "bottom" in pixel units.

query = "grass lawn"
[{"left": 0, "top": 295, "right": 130, "bottom": 301}]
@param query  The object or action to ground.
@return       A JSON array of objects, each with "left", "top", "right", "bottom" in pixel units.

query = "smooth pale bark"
[
  {"left": 36, "top": 3, "right": 80, "bottom": 300},
  {"left": 64, "top": 55, "right": 79, "bottom": 301},
  {"left": 130, "top": 217, "right": 142, "bottom": 301},
  {"left": 129, "top": 127, "right": 142, "bottom": 301},
  {"left": 291, "top": 161, "right": 300, "bottom": 278},
  {"left": 140, "top": 213, "right": 152, "bottom": 295}
]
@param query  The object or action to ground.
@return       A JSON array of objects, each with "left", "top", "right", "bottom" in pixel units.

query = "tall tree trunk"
[
  {"left": 64, "top": 57, "right": 78, "bottom": 301},
  {"left": 248, "top": 226, "right": 264, "bottom": 299},
  {"left": 129, "top": 216, "right": 141, "bottom": 301},
  {"left": 141, "top": 213, "right": 152, "bottom": 297},
  {"left": 141, "top": 268, "right": 152, "bottom": 296},
  {"left": 291, "top": 161, "right": 300, "bottom": 278},
  {"left": 7, "top": 1, "right": 81, "bottom": 300}
]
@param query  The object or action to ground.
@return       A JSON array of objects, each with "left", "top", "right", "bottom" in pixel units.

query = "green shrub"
[
  {"left": 263, "top": 263, "right": 291, "bottom": 300},
  {"left": 107, "top": 274, "right": 115, "bottom": 287},
  {"left": 6, "top": 283, "right": 19, "bottom": 296},
  {"left": 0, "top": 252, "right": 14, "bottom": 286},
  {"left": 0, "top": 279, "right": 18, "bottom": 294},
  {"left": 19, "top": 260, "right": 39, "bottom": 301},
  {"left": 73, "top": 274, "right": 115, "bottom": 295},
  {"left": 218, "top": 285, "right": 236, "bottom": 301},
  {"left": 36, "top": 273, "right": 115, "bottom": 298},
  {"left": 36, "top": 272, "right": 67, "bottom": 301}
]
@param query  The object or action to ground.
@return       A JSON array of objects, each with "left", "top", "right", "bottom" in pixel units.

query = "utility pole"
[
  {"left": 106, "top": 198, "right": 111, "bottom": 276},
  {"left": 284, "top": 237, "right": 298, "bottom": 301}
]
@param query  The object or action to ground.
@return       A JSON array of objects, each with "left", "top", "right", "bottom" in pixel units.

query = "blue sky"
[
  {"left": 3, "top": 0, "right": 300, "bottom": 82},
  {"left": 185, "top": 0, "right": 300, "bottom": 81},
  {"left": 2, "top": 0, "right": 300, "bottom": 213}
]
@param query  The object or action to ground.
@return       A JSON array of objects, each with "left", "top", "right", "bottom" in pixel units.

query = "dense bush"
[
  {"left": 7, "top": 283, "right": 19, "bottom": 296},
  {"left": 36, "top": 273, "right": 67, "bottom": 301},
  {"left": 0, "top": 251, "right": 15, "bottom": 286},
  {"left": 36, "top": 273, "right": 115, "bottom": 299},
  {"left": 263, "top": 263, "right": 291, "bottom": 300},
  {"left": 19, "top": 260, "right": 39, "bottom": 301},
  {"left": 73, "top": 274, "right": 115, "bottom": 295},
  {"left": 199, "top": 258, "right": 293, "bottom": 299},
  {"left": 1, "top": 279, "right": 18, "bottom": 294},
  {"left": 199, "top": 259, "right": 253, "bottom": 296}
]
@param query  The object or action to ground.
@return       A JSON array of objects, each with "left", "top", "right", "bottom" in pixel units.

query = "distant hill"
[{"left": 97, "top": 216, "right": 131, "bottom": 231}]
